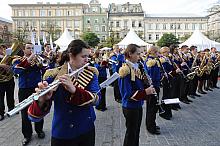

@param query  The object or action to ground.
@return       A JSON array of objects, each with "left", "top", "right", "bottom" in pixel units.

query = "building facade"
[
  {"left": 0, "top": 17, "right": 12, "bottom": 45},
  {"left": 144, "top": 14, "right": 208, "bottom": 43},
  {"left": 9, "top": 2, "right": 87, "bottom": 41},
  {"left": 83, "top": 0, "right": 108, "bottom": 42},
  {"left": 207, "top": 4, "right": 220, "bottom": 42},
  {"left": 108, "top": 2, "right": 145, "bottom": 40}
]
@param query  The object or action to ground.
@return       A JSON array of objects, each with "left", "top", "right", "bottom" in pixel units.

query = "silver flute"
[{"left": 6, "top": 62, "right": 92, "bottom": 117}]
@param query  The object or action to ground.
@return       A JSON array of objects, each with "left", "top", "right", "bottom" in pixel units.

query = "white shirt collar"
[
  {"left": 67, "top": 62, "right": 73, "bottom": 74},
  {"left": 126, "top": 59, "right": 139, "bottom": 70}
]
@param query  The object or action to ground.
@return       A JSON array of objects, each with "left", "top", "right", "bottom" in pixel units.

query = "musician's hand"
[
  {"left": 35, "top": 81, "right": 53, "bottom": 103},
  {"left": 181, "top": 62, "right": 187, "bottom": 66},
  {"left": 145, "top": 85, "right": 156, "bottom": 95},
  {"left": 27, "top": 53, "right": 35, "bottom": 63},
  {"left": 59, "top": 74, "right": 76, "bottom": 94},
  {"left": 176, "top": 68, "right": 182, "bottom": 73}
]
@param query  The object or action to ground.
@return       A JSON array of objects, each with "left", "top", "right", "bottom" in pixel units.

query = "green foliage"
[
  {"left": 103, "top": 36, "right": 120, "bottom": 48},
  {"left": 0, "top": 39, "right": 3, "bottom": 44},
  {"left": 179, "top": 34, "right": 191, "bottom": 42},
  {"left": 157, "top": 33, "right": 179, "bottom": 47},
  {"left": 81, "top": 32, "right": 100, "bottom": 47}
]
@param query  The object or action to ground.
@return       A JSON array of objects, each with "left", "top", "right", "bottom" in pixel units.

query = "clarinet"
[{"left": 138, "top": 61, "right": 165, "bottom": 114}]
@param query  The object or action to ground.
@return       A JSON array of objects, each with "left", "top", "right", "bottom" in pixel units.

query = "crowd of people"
[{"left": 0, "top": 40, "right": 219, "bottom": 146}]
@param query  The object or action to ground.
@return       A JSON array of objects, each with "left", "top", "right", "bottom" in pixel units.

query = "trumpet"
[
  {"left": 35, "top": 55, "right": 49, "bottom": 67},
  {"left": 6, "top": 62, "right": 92, "bottom": 117}
]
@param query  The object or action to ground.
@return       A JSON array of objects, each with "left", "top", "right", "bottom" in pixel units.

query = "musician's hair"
[
  {"left": 44, "top": 43, "right": 50, "bottom": 47},
  {"left": 124, "top": 44, "right": 140, "bottom": 59},
  {"left": 67, "top": 39, "right": 90, "bottom": 56},
  {"left": 148, "top": 46, "right": 158, "bottom": 54}
]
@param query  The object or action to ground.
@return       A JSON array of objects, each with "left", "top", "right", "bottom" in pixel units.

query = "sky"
[{"left": 0, "top": 0, "right": 219, "bottom": 21}]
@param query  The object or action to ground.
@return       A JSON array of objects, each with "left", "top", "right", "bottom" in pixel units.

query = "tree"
[
  {"left": 81, "top": 32, "right": 100, "bottom": 47},
  {"left": 179, "top": 34, "right": 191, "bottom": 42},
  {"left": 157, "top": 33, "right": 179, "bottom": 47},
  {"left": 103, "top": 31, "right": 120, "bottom": 48}
]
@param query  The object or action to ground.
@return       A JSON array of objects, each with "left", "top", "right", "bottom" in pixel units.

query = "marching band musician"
[
  {"left": 168, "top": 45, "right": 182, "bottom": 110},
  {"left": 118, "top": 44, "right": 156, "bottom": 146},
  {"left": 178, "top": 45, "right": 193, "bottom": 103},
  {"left": 159, "top": 47, "right": 182, "bottom": 120},
  {"left": 43, "top": 43, "right": 57, "bottom": 69},
  {"left": 210, "top": 47, "right": 219, "bottom": 89},
  {"left": 28, "top": 40, "right": 101, "bottom": 146},
  {"left": 12, "top": 43, "right": 45, "bottom": 146},
  {"left": 109, "top": 45, "right": 124, "bottom": 103},
  {"left": 203, "top": 49, "right": 213, "bottom": 92},
  {"left": 188, "top": 46, "right": 201, "bottom": 98},
  {"left": 93, "top": 50, "right": 108, "bottom": 111},
  {"left": 0, "top": 45, "right": 15, "bottom": 121},
  {"left": 144, "top": 46, "right": 161, "bottom": 135},
  {"left": 197, "top": 51, "right": 208, "bottom": 94}
]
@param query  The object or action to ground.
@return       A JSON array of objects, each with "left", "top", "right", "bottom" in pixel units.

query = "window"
[
  {"left": 116, "top": 21, "right": 120, "bottom": 27},
  {"left": 31, "top": 10, "right": 35, "bottom": 16},
  {"left": 156, "top": 34, "right": 159, "bottom": 40},
  {"left": 116, "top": 33, "right": 119, "bottom": 39},
  {"left": 192, "top": 23, "right": 195, "bottom": 30},
  {"left": 95, "top": 26, "right": 99, "bottom": 32},
  {"left": 32, "top": 21, "right": 37, "bottom": 27},
  {"left": 102, "top": 18, "right": 105, "bottom": 23},
  {"left": 148, "top": 34, "right": 152, "bottom": 40},
  {"left": 185, "top": 23, "right": 188, "bottom": 30},
  {"left": 110, "top": 21, "right": 113, "bottom": 27},
  {"left": 149, "top": 24, "right": 152, "bottom": 30},
  {"left": 40, "top": 21, "right": 46, "bottom": 28},
  {"left": 56, "top": 10, "right": 62, "bottom": 16},
  {"left": 200, "top": 23, "right": 203, "bottom": 30},
  {"left": 55, "top": 20, "right": 62, "bottom": 28},
  {"left": 163, "top": 24, "right": 166, "bottom": 29},
  {"left": 40, "top": 10, "right": 46, "bottom": 16},
  {"left": 177, "top": 24, "right": 181, "bottom": 29},
  {"left": 102, "top": 36, "right": 106, "bottom": 41},
  {"left": 170, "top": 24, "right": 174, "bottom": 30},
  {"left": 138, "top": 21, "right": 142, "bottom": 27},
  {"left": 18, "top": 10, "right": 23, "bottom": 16},
  {"left": 132, "top": 21, "right": 135, "bottom": 27},
  {"left": 94, "top": 19, "right": 98, "bottom": 24},
  {"left": 67, "top": 11, "right": 71, "bottom": 16},
  {"left": 102, "top": 26, "right": 106, "bottom": 32},
  {"left": 67, "top": 20, "right": 72, "bottom": 28},
  {"left": 87, "top": 19, "right": 90, "bottom": 24},
  {"left": 74, "top": 20, "right": 80, "bottom": 28},
  {"left": 24, "top": 10, "right": 29, "bottom": 16},
  {"left": 92, "top": 7, "right": 98, "bottom": 12},
  {"left": 156, "top": 24, "right": 159, "bottom": 30},
  {"left": 48, "top": 11, "right": 52, "bottom": 16}
]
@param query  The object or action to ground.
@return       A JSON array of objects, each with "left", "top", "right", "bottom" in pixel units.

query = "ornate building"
[
  {"left": 108, "top": 2, "right": 145, "bottom": 40},
  {"left": 0, "top": 17, "right": 12, "bottom": 45},
  {"left": 9, "top": 2, "right": 87, "bottom": 41},
  {"left": 144, "top": 14, "right": 208, "bottom": 43},
  {"left": 83, "top": 0, "right": 108, "bottom": 42}
]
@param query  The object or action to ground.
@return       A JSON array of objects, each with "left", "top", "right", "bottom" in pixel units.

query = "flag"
[
  {"left": 31, "top": 31, "right": 35, "bottom": 45},
  {"left": 37, "top": 35, "right": 41, "bottom": 45},
  {"left": 43, "top": 33, "right": 47, "bottom": 44}
]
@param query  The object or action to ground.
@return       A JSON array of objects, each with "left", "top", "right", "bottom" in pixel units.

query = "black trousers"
[
  {"left": 161, "top": 78, "right": 172, "bottom": 118},
  {"left": 145, "top": 87, "right": 159, "bottom": 132},
  {"left": 114, "top": 79, "right": 122, "bottom": 101},
  {"left": 18, "top": 88, "right": 44, "bottom": 138},
  {"left": 51, "top": 129, "right": 95, "bottom": 146},
  {"left": 211, "top": 67, "right": 219, "bottom": 87},
  {"left": 0, "top": 78, "right": 15, "bottom": 115},
  {"left": 96, "top": 76, "right": 107, "bottom": 110},
  {"left": 123, "top": 107, "right": 142, "bottom": 146},
  {"left": 179, "top": 75, "right": 189, "bottom": 100},
  {"left": 188, "top": 75, "right": 198, "bottom": 95}
]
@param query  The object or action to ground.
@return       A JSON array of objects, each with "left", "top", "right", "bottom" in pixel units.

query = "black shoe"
[
  {"left": 176, "top": 104, "right": 181, "bottom": 109},
  {"left": 198, "top": 90, "right": 207, "bottom": 94},
  {"left": 0, "top": 115, "right": 4, "bottom": 121},
  {"left": 193, "top": 93, "right": 201, "bottom": 97},
  {"left": 37, "top": 131, "right": 45, "bottom": 139},
  {"left": 214, "top": 86, "right": 220, "bottom": 89},
  {"left": 159, "top": 114, "right": 171, "bottom": 120},
  {"left": 180, "top": 99, "right": 190, "bottom": 104},
  {"left": 22, "top": 137, "right": 31, "bottom": 146},
  {"left": 115, "top": 99, "right": 122, "bottom": 103},
  {"left": 208, "top": 88, "right": 213, "bottom": 91},
  {"left": 148, "top": 129, "right": 161, "bottom": 135},
  {"left": 187, "top": 99, "right": 193, "bottom": 102},
  {"left": 156, "top": 126, "right": 160, "bottom": 130},
  {"left": 171, "top": 106, "right": 178, "bottom": 111},
  {"left": 188, "top": 95, "right": 196, "bottom": 99}
]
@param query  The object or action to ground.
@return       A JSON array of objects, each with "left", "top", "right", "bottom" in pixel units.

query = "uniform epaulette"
[
  {"left": 146, "top": 58, "right": 156, "bottom": 67},
  {"left": 12, "top": 56, "right": 22, "bottom": 64},
  {"left": 87, "top": 66, "right": 99, "bottom": 76},
  {"left": 43, "top": 67, "right": 61, "bottom": 80},
  {"left": 119, "top": 63, "right": 130, "bottom": 78},
  {"left": 159, "top": 57, "right": 166, "bottom": 63}
]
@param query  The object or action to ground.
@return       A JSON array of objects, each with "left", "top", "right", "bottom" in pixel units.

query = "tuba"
[{"left": 0, "top": 42, "right": 22, "bottom": 82}]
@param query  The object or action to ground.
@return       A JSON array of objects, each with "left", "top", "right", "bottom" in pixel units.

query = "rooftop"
[{"left": 0, "top": 17, "right": 12, "bottom": 23}]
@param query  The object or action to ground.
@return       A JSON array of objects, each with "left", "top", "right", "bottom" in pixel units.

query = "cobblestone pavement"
[{"left": 0, "top": 79, "right": 220, "bottom": 146}]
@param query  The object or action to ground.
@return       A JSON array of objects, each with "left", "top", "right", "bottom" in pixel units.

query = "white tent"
[
  {"left": 100, "top": 47, "right": 112, "bottom": 51},
  {"left": 117, "top": 28, "right": 152, "bottom": 48},
  {"left": 54, "top": 28, "right": 74, "bottom": 52},
  {"left": 180, "top": 29, "right": 220, "bottom": 51}
]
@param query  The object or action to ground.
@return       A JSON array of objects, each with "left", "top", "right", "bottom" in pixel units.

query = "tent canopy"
[
  {"left": 117, "top": 28, "right": 152, "bottom": 48},
  {"left": 180, "top": 29, "right": 220, "bottom": 51},
  {"left": 100, "top": 47, "right": 112, "bottom": 51},
  {"left": 54, "top": 28, "right": 74, "bottom": 52}
]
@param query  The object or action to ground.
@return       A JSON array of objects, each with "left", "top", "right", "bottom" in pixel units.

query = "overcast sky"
[{"left": 0, "top": 0, "right": 219, "bottom": 21}]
